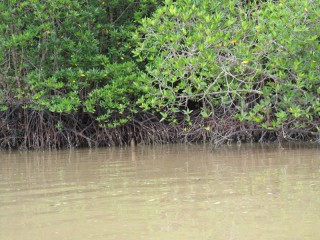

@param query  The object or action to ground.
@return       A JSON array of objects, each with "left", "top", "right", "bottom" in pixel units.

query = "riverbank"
[{"left": 1, "top": 107, "right": 319, "bottom": 150}]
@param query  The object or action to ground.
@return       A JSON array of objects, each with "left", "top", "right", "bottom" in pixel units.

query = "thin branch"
[
  {"left": 217, "top": 55, "right": 283, "bottom": 82},
  {"left": 177, "top": 89, "right": 263, "bottom": 99},
  {"left": 113, "top": 2, "right": 135, "bottom": 24}
]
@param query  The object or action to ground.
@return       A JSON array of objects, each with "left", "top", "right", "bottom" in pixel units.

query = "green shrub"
[
  {"left": 134, "top": 0, "right": 320, "bottom": 134},
  {"left": 0, "top": 0, "right": 160, "bottom": 125}
]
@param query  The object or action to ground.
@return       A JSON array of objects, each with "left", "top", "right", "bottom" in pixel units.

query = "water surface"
[{"left": 1, "top": 144, "right": 320, "bottom": 240}]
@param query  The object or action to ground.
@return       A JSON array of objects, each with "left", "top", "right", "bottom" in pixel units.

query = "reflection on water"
[{"left": 0, "top": 144, "right": 319, "bottom": 240}]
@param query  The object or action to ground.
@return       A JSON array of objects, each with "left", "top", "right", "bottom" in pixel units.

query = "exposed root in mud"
[{"left": 0, "top": 107, "right": 319, "bottom": 150}]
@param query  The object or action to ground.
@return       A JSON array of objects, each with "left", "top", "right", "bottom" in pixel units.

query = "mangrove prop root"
[{"left": 0, "top": 107, "right": 319, "bottom": 150}]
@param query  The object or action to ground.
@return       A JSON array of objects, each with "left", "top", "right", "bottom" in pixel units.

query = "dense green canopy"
[{"left": 0, "top": 0, "right": 319, "bottom": 149}]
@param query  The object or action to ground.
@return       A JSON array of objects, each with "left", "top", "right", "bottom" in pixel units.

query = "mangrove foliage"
[{"left": 0, "top": 0, "right": 319, "bottom": 149}]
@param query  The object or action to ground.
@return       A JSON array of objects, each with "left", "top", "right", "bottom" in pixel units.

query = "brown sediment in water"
[{"left": 1, "top": 144, "right": 320, "bottom": 240}]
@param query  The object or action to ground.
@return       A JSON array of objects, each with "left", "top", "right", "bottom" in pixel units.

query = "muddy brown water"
[{"left": 0, "top": 144, "right": 320, "bottom": 240}]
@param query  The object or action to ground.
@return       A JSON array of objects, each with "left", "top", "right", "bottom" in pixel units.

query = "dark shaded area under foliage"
[{"left": 1, "top": 106, "right": 318, "bottom": 150}]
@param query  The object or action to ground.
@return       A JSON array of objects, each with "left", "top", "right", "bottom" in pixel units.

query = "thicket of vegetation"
[{"left": 0, "top": 0, "right": 319, "bottom": 149}]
